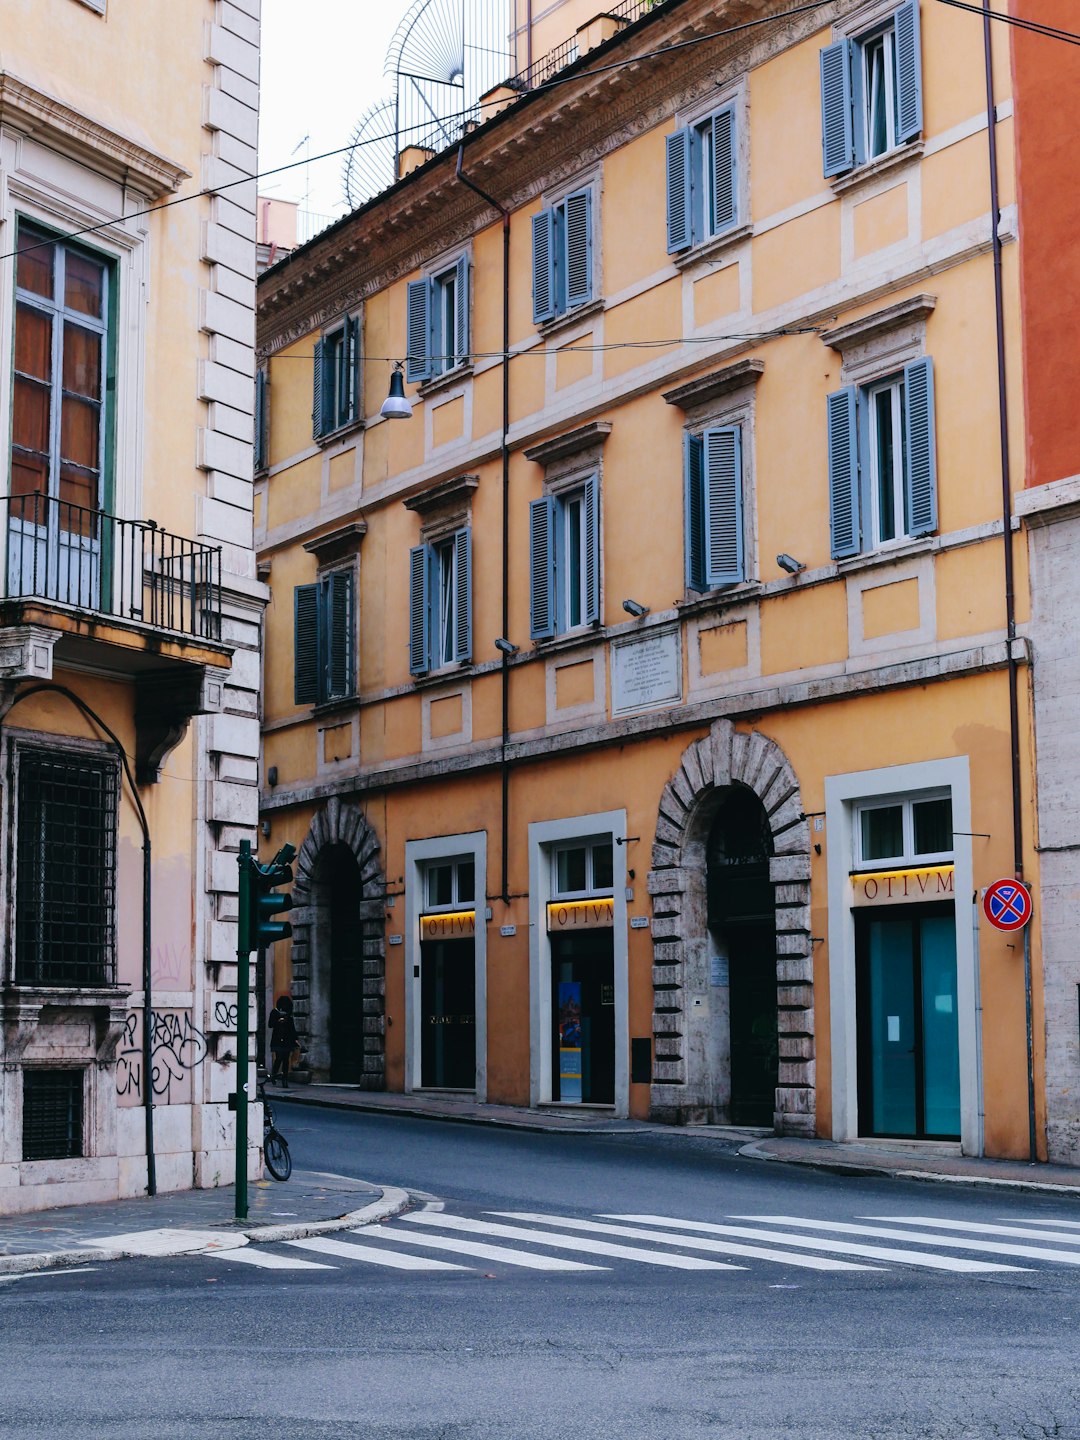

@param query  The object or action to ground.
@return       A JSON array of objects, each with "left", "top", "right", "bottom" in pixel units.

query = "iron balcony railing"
[
  {"left": 4, "top": 493, "right": 222, "bottom": 642},
  {"left": 513, "top": 0, "right": 674, "bottom": 91}
]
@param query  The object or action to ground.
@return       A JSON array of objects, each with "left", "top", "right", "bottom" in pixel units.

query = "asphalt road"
[{"left": 2, "top": 1104, "right": 1080, "bottom": 1440}]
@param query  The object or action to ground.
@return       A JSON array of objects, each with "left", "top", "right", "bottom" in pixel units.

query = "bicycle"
[{"left": 259, "top": 1082, "right": 292, "bottom": 1181}]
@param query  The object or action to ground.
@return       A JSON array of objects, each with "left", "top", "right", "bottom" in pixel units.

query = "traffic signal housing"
[{"left": 238, "top": 842, "right": 296, "bottom": 955}]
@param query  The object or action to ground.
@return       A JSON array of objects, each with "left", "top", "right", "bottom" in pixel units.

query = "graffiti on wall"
[{"left": 116, "top": 1010, "right": 208, "bottom": 1102}]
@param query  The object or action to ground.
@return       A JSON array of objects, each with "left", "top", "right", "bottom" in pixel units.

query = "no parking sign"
[{"left": 982, "top": 878, "right": 1033, "bottom": 932}]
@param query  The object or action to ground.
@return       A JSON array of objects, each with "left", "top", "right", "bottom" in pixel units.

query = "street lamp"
[{"left": 380, "top": 363, "right": 413, "bottom": 420}]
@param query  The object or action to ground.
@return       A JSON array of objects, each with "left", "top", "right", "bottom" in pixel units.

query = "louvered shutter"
[
  {"left": 294, "top": 583, "right": 321, "bottom": 705},
  {"left": 529, "top": 496, "right": 556, "bottom": 639},
  {"left": 894, "top": 0, "right": 923, "bottom": 143},
  {"left": 454, "top": 254, "right": 470, "bottom": 367},
  {"left": 325, "top": 570, "right": 354, "bottom": 700},
  {"left": 452, "top": 528, "right": 472, "bottom": 663},
  {"left": 711, "top": 107, "right": 737, "bottom": 233},
  {"left": 820, "top": 39, "right": 855, "bottom": 177},
  {"left": 827, "top": 386, "right": 861, "bottom": 558},
  {"left": 703, "top": 427, "right": 744, "bottom": 587},
  {"left": 564, "top": 188, "right": 593, "bottom": 309},
  {"left": 406, "top": 279, "right": 432, "bottom": 384},
  {"left": 409, "top": 544, "right": 431, "bottom": 675},
  {"left": 903, "top": 357, "right": 937, "bottom": 536},
  {"left": 666, "top": 128, "right": 693, "bottom": 253},
  {"left": 532, "top": 209, "right": 557, "bottom": 325},
  {"left": 684, "top": 432, "right": 706, "bottom": 592},
  {"left": 583, "top": 475, "right": 600, "bottom": 625},
  {"left": 312, "top": 338, "right": 326, "bottom": 439},
  {"left": 254, "top": 369, "right": 268, "bottom": 472},
  {"left": 343, "top": 315, "right": 360, "bottom": 425}
]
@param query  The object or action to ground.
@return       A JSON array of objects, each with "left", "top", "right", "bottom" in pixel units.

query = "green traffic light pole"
[{"left": 235, "top": 840, "right": 254, "bottom": 1222}]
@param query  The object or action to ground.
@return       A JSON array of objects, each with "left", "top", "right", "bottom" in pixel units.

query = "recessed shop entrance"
[
  {"left": 550, "top": 930, "right": 615, "bottom": 1105},
  {"left": 420, "top": 936, "right": 476, "bottom": 1089}
]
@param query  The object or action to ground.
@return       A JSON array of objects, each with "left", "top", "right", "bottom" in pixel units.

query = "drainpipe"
[
  {"left": 0, "top": 682, "right": 156, "bottom": 1194},
  {"left": 456, "top": 144, "right": 513, "bottom": 903},
  {"left": 982, "top": 3, "right": 1036, "bottom": 1162}
]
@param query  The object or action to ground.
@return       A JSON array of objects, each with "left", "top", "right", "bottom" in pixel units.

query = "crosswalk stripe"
[
  {"left": 375, "top": 1226, "right": 606, "bottom": 1271},
  {"left": 603, "top": 1214, "right": 1023, "bottom": 1273},
  {"left": 866, "top": 1216, "right": 1080, "bottom": 1247},
  {"left": 400, "top": 1211, "right": 741, "bottom": 1270},
  {"left": 996, "top": 1216, "right": 1080, "bottom": 1230},
  {"left": 213, "top": 1249, "right": 334, "bottom": 1271},
  {"left": 726, "top": 1215, "right": 1079, "bottom": 1267},
  {"left": 488, "top": 1212, "right": 878, "bottom": 1273},
  {"left": 288, "top": 1236, "right": 468, "bottom": 1270}
]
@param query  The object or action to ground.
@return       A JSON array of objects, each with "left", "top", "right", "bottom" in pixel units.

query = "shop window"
[
  {"left": 553, "top": 838, "right": 614, "bottom": 898},
  {"left": 13, "top": 746, "right": 118, "bottom": 987},
  {"left": 409, "top": 528, "right": 472, "bottom": 675},
  {"left": 820, "top": 0, "right": 923, "bottom": 177},
  {"left": 529, "top": 477, "right": 600, "bottom": 639},
  {"left": 23, "top": 1069, "right": 84, "bottom": 1160},
  {"left": 425, "top": 857, "right": 475, "bottom": 911},
  {"left": 666, "top": 103, "right": 738, "bottom": 254},
  {"left": 855, "top": 791, "right": 953, "bottom": 868},
  {"left": 532, "top": 187, "right": 593, "bottom": 325},
  {"left": 406, "top": 255, "right": 470, "bottom": 384},
  {"left": 293, "top": 570, "right": 355, "bottom": 705},
  {"left": 313, "top": 315, "right": 360, "bottom": 440}
]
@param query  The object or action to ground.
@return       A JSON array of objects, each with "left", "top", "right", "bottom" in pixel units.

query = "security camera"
[
  {"left": 776, "top": 553, "right": 805, "bottom": 575},
  {"left": 494, "top": 637, "right": 519, "bottom": 656},
  {"left": 622, "top": 598, "right": 649, "bottom": 618}
]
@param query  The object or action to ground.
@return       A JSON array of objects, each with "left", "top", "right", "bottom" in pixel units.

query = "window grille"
[
  {"left": 14, "top": 749, "right": 118, "bottom": 986},
  {"left": 23, "top": 1069, "right": 84, "bottom": 1161}
]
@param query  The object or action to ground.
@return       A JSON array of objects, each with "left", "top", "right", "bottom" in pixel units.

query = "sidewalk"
[
  {"left": 282, "top": 1084, "right": 1080, "bottom": 1198},
  {"left": 0, "top": 1169, "right": 408, "bottom": 1276}
]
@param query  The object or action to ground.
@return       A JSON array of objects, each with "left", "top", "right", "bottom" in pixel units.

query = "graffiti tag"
[{"left": 116, "top": 1010, "right": 208, "bottom": 1102}]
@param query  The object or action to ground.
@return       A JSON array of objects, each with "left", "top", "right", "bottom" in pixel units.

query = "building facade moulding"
[
  {"left": 647, "top": 716, "right": 814, "bottom": 1134},
  {"left": 289, "top": 797, "right": 386, "bottom": 1089}
]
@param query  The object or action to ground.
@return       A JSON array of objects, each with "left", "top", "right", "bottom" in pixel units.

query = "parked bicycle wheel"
[{"left": 264, "top": 1129, "right": 292, "bottom": 1181}]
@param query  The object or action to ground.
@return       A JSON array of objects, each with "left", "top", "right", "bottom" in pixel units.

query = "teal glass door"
[{"left": 856, "top": 906, "right": 960, "bottom": 1139}]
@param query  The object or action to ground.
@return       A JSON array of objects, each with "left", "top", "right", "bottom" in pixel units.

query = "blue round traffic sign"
[{"left": 983, "top": 879, "right": 1033, "bottom": 932}]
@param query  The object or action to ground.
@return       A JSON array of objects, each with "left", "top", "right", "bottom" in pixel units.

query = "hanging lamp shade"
[{"left": 381, "top": 367, "right": 413, "bottom": 419}]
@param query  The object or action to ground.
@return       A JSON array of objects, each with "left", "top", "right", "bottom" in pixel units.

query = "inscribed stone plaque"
[{"left": 611, "top": 626, "right": 681, "bottom": 715}]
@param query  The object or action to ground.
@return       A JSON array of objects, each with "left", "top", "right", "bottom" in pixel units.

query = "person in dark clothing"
[{"left": 268, "top": 994, "right": 298, "bottom": 1087}]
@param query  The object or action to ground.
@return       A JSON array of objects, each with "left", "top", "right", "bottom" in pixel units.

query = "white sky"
[{"left": 258, "top": 0, "right": 415, "bottom": 222}]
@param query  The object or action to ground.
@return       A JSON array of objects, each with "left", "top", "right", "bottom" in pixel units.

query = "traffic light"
[{"left": 237, "top": 841, "right": 296, "bottom": 955}]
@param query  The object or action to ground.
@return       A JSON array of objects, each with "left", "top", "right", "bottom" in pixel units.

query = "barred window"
[
  {"left": 13, "top": 748, "right": 118, "bottom": 986},
  {"left": 23, "top": 1069, "right": 84, "bottom": 1161}
]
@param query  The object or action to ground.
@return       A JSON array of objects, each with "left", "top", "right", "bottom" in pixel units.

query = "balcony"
[{"left": 0, "top": 494, "right": 232, "bottom": 783}]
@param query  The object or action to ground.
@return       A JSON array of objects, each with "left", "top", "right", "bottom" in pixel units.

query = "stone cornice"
[
  {"left": 302, "top": 520, "right": 368, "bottom": 566},
  {"left": 819, "top": 293, "right": 938, "bottom": 353},
  {"left": 663, "top": 358, "right": 765, "bottom": 410},
  {"left": 524, "top": 422, "right": 612, "bottom": 467},
  {"left": 0, "top": 71, "right": 190, "bottom": 196},
  {"left": 402, "top": 474, "right": 479, "bottom": 516}
]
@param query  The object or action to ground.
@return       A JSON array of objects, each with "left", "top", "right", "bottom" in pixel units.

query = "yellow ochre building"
[{"left": 256, "top": 0, "right": 1041, "bottom": 1159}]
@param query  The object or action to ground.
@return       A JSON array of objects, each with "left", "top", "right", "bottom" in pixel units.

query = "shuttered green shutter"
[
  {"left": 564, "top": 188, "right": 593, "bottom": 309},
  {"left": 820, "top": 39, "right": 855, "bottom": 177},
  {"left": 254, "top": 368, "right": 268, "bottom": 472},
  {"left": 894, "top": 0, "right": 924, "bottom": 144},
  {"left": 406, "top": 279, "right": 432, "bottom": 384},
  {"left": 294, "top": 583, "right": 321, "bottom": 705},
  {"left": 703, "top": 427, "right": 744, "bottom": 587},
  {"left": 453, "top": 527, "right": 472, "bottom": 663},
  {"left": 409, "top": 544, "right": 431, "bottom": 676},
  {"left": 529, "top": 496, "right": 556, "bottom": 639},
  {"left": 532, "top": 210, "right": 556, "bottom": 325},
  {"left": 454, "top": 254, "right": 470, "bottom": 367},
  {"left": 711, "top": 106, "right": 737, "bottom": 233},
  {"left": 827, "top": 386, "right": 861, "bottom": 558},
  {"left": 903, "top": 357, "right": 937, "bottom": 536},
  {"left": 312, "top": 338, "right": 326, "bottom": 439},
  {"left": 684, "top": 432, "right": 706, "bottom": 592},
  {"left": 666, "top": 128, "right": 693, "bottom": 253},
  {"left": 583, "top": 474, "right": 600, "bottom": 626},
  {"left": 325, "top": 570, "right": 354, "bottom": 700}
]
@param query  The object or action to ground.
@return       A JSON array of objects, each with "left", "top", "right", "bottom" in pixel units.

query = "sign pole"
[
  {"left": 235, "top": 840, "right": 252, "bottom": 1222},
  {"left": 1023, "top": 915, "right": 1036, "bottom": 1163}
]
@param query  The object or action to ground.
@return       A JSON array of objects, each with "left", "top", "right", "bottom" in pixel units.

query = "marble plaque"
[{"left": 611, "top": 626, "right": 682, "bottom": 715}]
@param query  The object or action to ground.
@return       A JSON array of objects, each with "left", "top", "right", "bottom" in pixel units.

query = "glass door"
[{"left": 420, "top": 938, "right": 476, "bottom": 1089}]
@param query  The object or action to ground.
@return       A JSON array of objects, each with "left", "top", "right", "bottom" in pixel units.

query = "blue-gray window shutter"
[
  {"left": 294, "top": 583, "right": 320, "bottom": 705},
  {"left": 564, "top": 188, "right": 593, "bottom": 309},
  {"left": 454, "top": 254, "right": 470, "bottom": 366},
  {"left": 532, "top": 209, "right": 556, "bottom": 325},
  {"left": 894, "top": 0, "right": 923, "bottom": 143},
  {"left": 409, "top": 544, "right": 431, "bottom": 675},
  {"left": 453, "top": 527, "right": 472, "bottom": 663},
  {"left": 406, "top": 278, "right": 432, "bottom": 384},
  {"left": 312, "top": 338, "right": 326, "bottom": 439},
  {"left": 529, "top": 496, "right": 556, "bottom": 639},
  {"left": 254, "top": 368, "right": 268, "bottom": 472},
  {"left": 343, "top": 316, "right": 360, "bottom": 424},
  {"left": 703, "top": 426, "right": 744, "bottom": 587},
  {"left": 583, "top": 474, "right": 600, "bottom": 626},
  {"left": 325, "top": 570, "right": 354, "bottom": 700},
  {"left": 903, "top": 356, "right": 937, "bottom": 536},
  {"left": 665, "top": 128, "right": 693, "bottom": 253},
  {"left": 711, "top": 106, "right": 737, "bottom": 233},
  {"left": 827, "top": 386, "right": 861, "bottom": 558},
  {"left": 820, "top": 39, "right": 855, "bottom": 177},
  {"left": 684, "top": 432, "right": 706, "bottom": 592}
]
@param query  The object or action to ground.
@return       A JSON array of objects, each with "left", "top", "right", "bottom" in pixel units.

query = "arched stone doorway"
[
  {"left": 290, "top": 799, "right": 386, "bottom": 1088},
  {"left": 648, "top": 719, "right": 814, "bottom": 1134}
]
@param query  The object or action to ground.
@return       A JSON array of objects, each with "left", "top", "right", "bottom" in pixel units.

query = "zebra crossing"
[{"left": 204, "top": 1205, "right": 1080, "bottom": 1282}]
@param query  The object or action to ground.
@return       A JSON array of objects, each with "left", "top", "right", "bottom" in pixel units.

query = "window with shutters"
[
  {"left": 312, "top": 315, "right": 361, "bottom": 440},
  {"left": 406, "top": 254, "right": 470, "bottom": 386},
  {"left": 666, "top": 103, "right": 739, "bottom": 255},
  {"left": 409, "top": 528, "right": 472, "bottom": 676},
  {"left": 826, "top": 358, "right": 937, "bottom": 559},
  {"left": 293, "top": 570, "right": 356, "bottom": 706},
  {"left": 820, "top": 1, "right": 923, "bottom": 178},
  {"left": 529, "top": 477, "right": 600, "bottom": 640},
  {"left": 254, "top": 366, "right": 269, "bottom": 474},
  {"left": 532, "top": 186, "right": 595, "bottom": 326},
  {"left": 683, "top": 428, "right": 745, "bottom": 592}
]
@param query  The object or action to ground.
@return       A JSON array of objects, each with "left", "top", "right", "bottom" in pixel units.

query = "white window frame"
[
  {"left": 423, "top": 855, "right": 476, "bottom": 913},
  {"left": 864, "top": 372, "right": 907, "bottom": 548},
  {"left": 551, "top": 838, "right": 615, "bottom": 900},
  {"left": 853, "top": 789, "right": 954, "bottom": 870},
  {"left": 556, "top": 486, "right": 588, "bottom": 634},
  {"left": 431, "top": 262, "right": 463, "bottom": 379},
  {"left": 858, "top": 21, "right": 898, "bottom": 162}
]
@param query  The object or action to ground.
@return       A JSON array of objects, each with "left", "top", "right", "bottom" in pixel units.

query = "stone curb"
[
  {"left": 0, "top": 1183, "right": 411, "bottom": 1278},
  {"left": 738, "top": 1141, "right": 1080, "bottom": 1197},
  {"left": 277, "top": 1092, "right": 651, "bottom": 1135}
]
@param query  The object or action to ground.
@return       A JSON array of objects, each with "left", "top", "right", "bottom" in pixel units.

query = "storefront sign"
[
  {"left": 547, "top": 897, "right": 615, "bottom": 932},
  {"left": 420, "top": 909, "right": 476, "bottom": 940},
  {"left": 611, "top": 626, "right": 681, "bottom": 715},
  {"left": 852, "top": 865, "right": 954, "bottom": 906}
]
